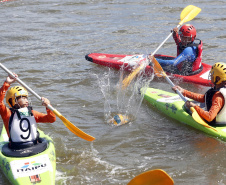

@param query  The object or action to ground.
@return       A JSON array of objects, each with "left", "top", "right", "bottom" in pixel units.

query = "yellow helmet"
[
  {"left": 210, "top": 62, "right": 226, "bottom": 85},
  {"left": 6, "top": 86, "right": 28, "bottom": 107}
]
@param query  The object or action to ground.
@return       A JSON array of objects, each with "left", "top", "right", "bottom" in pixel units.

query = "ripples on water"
[{"left": 0, "top": 0, "right": 226, "bottom": 185}]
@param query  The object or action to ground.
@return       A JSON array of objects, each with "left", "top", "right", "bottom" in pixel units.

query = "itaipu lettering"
[{"left": 17, "top": 163, "right": 47, "bottom": 173}]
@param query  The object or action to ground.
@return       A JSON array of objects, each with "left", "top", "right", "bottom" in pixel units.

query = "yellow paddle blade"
[
  {"left": 53, "top": 109, "right": 95, "bottom": 141},
  {"left": 190, "top": 107, "right": 218, "bottom": 132},
  {"left": 151, "top": 56, "right": 167, "bottom": 78},
  {"left": 127, "top": 169, "right": 174, "bottom": 185},
  {"left": 122, "top": 63, "right": 146, "bottom": 89},
  {"left": 122, "top": 56, "right": 165, "bottom": 88},
  {"left": 179, "top": 5, "right": 201, "bottom": 25}
]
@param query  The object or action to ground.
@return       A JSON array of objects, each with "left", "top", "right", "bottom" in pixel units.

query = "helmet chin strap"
[
  {"left": 14, "top": 95, "right": 31, "bottom": 109},
  {"left": 215, "top": 76, "right": 221, "bottom": 85},
  {"left": 15, "top": 99, "right": 22, "bottom": 109}
]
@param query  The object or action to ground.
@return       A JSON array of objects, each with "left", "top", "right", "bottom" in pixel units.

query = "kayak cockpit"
[{"left": 2, "top": 137, "right": 48, "bottom": 157}]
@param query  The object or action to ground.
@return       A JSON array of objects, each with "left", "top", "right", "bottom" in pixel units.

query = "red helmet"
[{"left": 179, "top": 24, "right": 196, "bottom": 41}]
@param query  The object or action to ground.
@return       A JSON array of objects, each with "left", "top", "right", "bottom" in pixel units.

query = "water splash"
[{"left": 95, "top": 59, "right": 155, "bottom": 125}]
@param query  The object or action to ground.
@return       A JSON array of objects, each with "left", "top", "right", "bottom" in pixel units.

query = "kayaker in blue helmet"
[
  {"left": 0, "top": 73, "right": 56, "bottom": 149},
  {"left": 172, "top": 62, "right": 226, "bottom": 125},
  {"left": 155, "top": 24, "right": 203, "bottom": 76}
]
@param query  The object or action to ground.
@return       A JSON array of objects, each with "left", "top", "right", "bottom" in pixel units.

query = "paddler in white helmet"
[
  {"left": 172, "top": 62, "right": 226, "bottom": 125},
  {"left": 0, "top": 73, "right": 56, "bottom": 149}
]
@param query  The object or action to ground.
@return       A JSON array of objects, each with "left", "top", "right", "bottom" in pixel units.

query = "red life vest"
[{"left": 176, "top": 39, "right": 203, "bottom": 72}]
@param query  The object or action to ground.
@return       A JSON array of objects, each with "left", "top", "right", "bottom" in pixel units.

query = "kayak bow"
[{"left": 0, "top": 125, "right": 56, "bottom": 184}]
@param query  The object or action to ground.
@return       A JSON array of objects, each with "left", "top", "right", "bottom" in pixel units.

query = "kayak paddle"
[
  {"left": 122, "top": 5, "right": 201, "bottom": 89},
  {"left": 0, "top": 63, "right": 95, "bottom": 141},
  {"left": 151, "top": 56, "right": 218, "bottom": 132},
  {"left": 127, "top": 169, "right": 174, "bottom": 185}
]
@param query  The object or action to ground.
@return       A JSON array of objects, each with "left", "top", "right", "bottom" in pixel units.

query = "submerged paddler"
[
  {"left": 152, "top": 24, "right": 203, "bottom": 76},
  {"left": 172, "top": 62, "right": 226, "bottom": 126},
  {"left": 0, "top": 73, "right": 56, "bottom": 149}
]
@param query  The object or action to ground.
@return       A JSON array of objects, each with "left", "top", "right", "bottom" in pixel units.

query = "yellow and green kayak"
[
  {"left": 143, "top": 88, "right": 226, "bottom": 141},
  {"left": 0, "top": 125, "right": 56, "bottom": 184}
]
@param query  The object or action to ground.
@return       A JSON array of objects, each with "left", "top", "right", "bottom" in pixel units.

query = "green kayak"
[
  {"left": 0, "top": 125, "right": 56, "bottom": 184},
  {"left": 143, "top": 88, "right": 226, "bottom": 141}
]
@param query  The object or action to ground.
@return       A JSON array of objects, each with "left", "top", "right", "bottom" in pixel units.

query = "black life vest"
[{"left": 204, "top": 88, "right": 220, "bottom": 125}]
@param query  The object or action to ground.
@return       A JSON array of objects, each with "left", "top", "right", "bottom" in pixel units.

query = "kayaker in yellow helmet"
[
  {"left": 0, "top": 73, "right": 56, "bottom": 149},
  {"left": 172, "top": 62, "right": 226, "bottom": 125}
]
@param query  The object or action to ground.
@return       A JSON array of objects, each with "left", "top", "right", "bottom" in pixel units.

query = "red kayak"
[{"left": 85, "top": 53, "right": 212, "bottom": 86}]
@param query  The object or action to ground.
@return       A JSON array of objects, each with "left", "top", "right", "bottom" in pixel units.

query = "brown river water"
[{"left": 0, "top": 0, "right": 225, "bottom": 184}]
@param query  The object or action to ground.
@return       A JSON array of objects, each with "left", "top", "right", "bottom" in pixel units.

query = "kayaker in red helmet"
[{"left": 155, "top": 24, "right": 203, "bottom": 76}]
